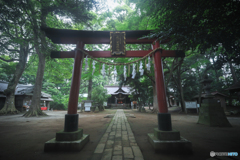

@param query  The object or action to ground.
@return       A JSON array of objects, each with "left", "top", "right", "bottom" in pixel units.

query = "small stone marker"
[{"left": 82, "top": 100, "right": 93, "bottom": 112}]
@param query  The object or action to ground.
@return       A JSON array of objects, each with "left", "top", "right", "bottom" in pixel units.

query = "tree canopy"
[{"left": 0, "top": 0, "right": 239, "bottom": 115}]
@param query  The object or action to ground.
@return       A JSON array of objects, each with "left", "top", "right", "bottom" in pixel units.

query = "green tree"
[
  {"left": 134, "top": 0, "right": 240, "bottom": 52},
  {"left": 91, "top": 86, "right": 109, "bottom": 106},
  {"left": 0, "top": 59, "right": 18, "bottom": 82},
  {"left": 133, "top": 0, "right": 240, "bottom": 82},
  {"left": 120, "top": 72, "right": 153, "bottom": 110},
  {"left": 0, "top": 1, "right": 33, "bottom": 114},
  {"left": 16, "top": 0, "right": 97, "bottom": 117}
]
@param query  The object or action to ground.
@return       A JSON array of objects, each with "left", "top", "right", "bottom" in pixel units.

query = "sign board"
[
  {"left": 185, "top": 101, "right": 198, "bottom": 113},
  {"left": 84, "top": 102, "right": 92, "bottom": 112},
  {"left": 110, "top": 32, "right": 126, "bottom": 56}
]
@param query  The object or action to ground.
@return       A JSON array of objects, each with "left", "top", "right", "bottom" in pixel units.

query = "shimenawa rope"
[{"left": 75, "top": 47, "right": 162, "bottom": 66}]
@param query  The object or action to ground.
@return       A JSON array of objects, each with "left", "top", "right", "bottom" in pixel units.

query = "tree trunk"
[
  {"left": 0, "top": 46, "right": 28, "bottom": 114},
  {"left": 166, "top": 91, "right": 172, "bottom": 107},
  {"left": 229, "top": 61, "right": 238, "bottom": 84},
  {"left": 177, "top": 71, "right": 186, "bottom": 112},
  {"left": 172, "top": 58, "right": 185, "bottom": 112},
  {"left": 0, "top": 93, "right": 18, "bottom": 114},
  {"left": 212, "top": 58, "right": 220, "bottom": 83},
  {"left": 23, "top": 52, "right": 47, "bottom": 117},
  {"left": 23, "top": 28, "right": 47, "bottom": 117},
  {"left": 87, "top": 77, "right": 92, "bottom": 100},
  {"left": 138, "top": 99, "right": 142, "bottom": 112},
  {"left": 23, "top": 7, "right": 48, "bottom": 117}
]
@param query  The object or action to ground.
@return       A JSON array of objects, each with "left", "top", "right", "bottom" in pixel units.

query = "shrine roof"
[
  {"left": 211, "top": 91, "right": 228, "bottom": 97},
  {"left": 114, "top": 87, "right": 127, "bottom": 93},
  {"left": 0, "top": 82, "right": 53, "bottom": 100},
  {"left": 104, "top": 86, "right": 131, "bottom": 95},
  {"left": 225, "top": 82, "right": 240, "bottom": 92},
  {"left": 41, "top": 27, "right": 155, "bottom": 44},
  {"left": 15, "top": 85, "right": 34, "bottom": 95},
  {"left": 194, "top": 92, "right": 228, "bottom": 98}
]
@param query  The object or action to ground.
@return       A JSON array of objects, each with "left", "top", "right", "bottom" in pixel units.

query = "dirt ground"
[{"left": 0, "top": 109, "right": 240, "bottom": 160}]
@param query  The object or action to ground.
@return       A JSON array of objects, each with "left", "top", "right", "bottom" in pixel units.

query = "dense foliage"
[{"left": 0, "top": 0, "right": 239, "bottom": 114}]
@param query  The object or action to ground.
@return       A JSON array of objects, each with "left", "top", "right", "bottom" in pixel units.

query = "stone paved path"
[{"left": 92, "top": 109, "right": 144, "bottom": 160}]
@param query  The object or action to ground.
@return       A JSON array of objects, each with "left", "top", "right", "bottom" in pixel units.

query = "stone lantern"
[
  {"left": 82, "top": 100, "right": 93, "bottom": 112},
  {"left": 200, "top": 75, "right": 214, "bottom": 98},
  {"left": 197, "top": 75, "right": 231, "bottom": 127}
]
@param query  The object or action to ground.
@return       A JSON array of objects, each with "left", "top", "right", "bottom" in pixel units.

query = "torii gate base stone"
[
  {"left": 44, "top": 130, "right": 89, "bottom": 152},
  {"left": 42, "top": 28, "right": 192, "bottom": 153}
]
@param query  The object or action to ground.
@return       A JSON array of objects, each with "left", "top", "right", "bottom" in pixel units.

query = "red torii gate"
[{"left": 42, "top": 27, "right": 184, "bottom": 135}]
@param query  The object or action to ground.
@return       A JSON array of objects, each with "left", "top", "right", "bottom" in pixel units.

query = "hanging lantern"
[{"left": 132, "top": 64, "right": 136, "bottom": 79}]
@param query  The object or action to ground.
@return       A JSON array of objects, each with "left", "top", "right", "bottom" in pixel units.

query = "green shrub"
[
  {"left": 50, "top": 101, "right": 66, "bottom": 110},
  {"left": 91, "top": 86, "right": 110, "bottom": 106}
]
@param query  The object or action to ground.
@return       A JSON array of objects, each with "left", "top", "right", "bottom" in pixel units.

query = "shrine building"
[{"left": 104, "top": 86, "right": 131, "bottom": 109}]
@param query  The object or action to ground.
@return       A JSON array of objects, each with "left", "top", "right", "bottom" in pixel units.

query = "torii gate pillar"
[
  {"left": 64, "top": 41, "right": 84, "bottom": 132},
  {"left": 152, "top": 41, "right": 172, "bottom": 131},
  {"left": 44, "top": 42, "right": 89, "bottom": 152},
  {"left": 148, "top": 41, "right": 192, "bottom": 153}
]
